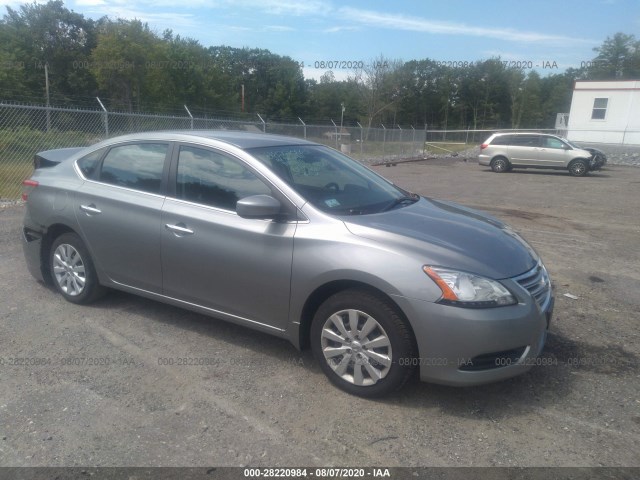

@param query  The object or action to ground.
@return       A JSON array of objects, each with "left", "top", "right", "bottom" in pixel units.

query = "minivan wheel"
[
  {"left": 50, "top": 233, "right": 105, "bottom": 304},
  {"left": 310, "top": 289, "right": 417, "bottom": 397},
  {"left": 491, "top": 157, "right": 509, "bottom": 173},
  {"left": 569, "top": 159, "right": 588, "bottom": 177}
]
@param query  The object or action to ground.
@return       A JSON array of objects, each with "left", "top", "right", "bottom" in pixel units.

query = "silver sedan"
[{"left": 22, "top": 131, "right": 553, "bottom": 397}]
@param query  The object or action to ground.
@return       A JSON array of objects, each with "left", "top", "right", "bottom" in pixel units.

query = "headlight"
[{"left": 423, "top": 266, "right": 517, "bottom": 308}]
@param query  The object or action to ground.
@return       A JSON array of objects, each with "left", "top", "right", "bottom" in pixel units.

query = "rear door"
[
  {"left": 75, "top": 142, "right": 171, "bottom": 293},
  {"left": 161, "top": 144, "right": 296, "bottom": 330},
  {"left": 508, "top": 135, "right": 540, "bottom": 165}
]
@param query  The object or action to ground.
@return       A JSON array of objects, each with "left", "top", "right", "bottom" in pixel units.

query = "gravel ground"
[{"left": 0, "top": 160, "right": 639, "bottom": 469}]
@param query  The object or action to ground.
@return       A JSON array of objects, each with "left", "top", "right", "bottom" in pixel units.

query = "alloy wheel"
[
  {"left": 320, "top": 309, "right": 393, "bottom": 386},
  {"left": 52, "top": 243, "right": 86, "bottom": 296}
]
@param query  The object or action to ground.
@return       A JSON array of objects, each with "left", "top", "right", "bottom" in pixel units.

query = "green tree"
[
  {"left": 588, "top": 32, "right": 640, "bottom": 79},
  {"left": 90, "top": 18, "right": 166, "bottom": 111},
  {"left": 0, "top": 0, "right": 97, "bottom": 103}
]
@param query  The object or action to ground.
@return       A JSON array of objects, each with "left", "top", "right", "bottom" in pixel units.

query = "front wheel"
[
  {"left": 50, "top": 233, "right": 106, "bottom": 304},
  {"left": 310, "top": 289, "right": 417, "bottom": 397},
  {"left": 569, "top": 159, "right": 588, "bottom": 177}
]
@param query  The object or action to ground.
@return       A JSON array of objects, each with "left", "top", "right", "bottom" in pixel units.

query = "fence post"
[
  {"left": 298, "top": 117, "right": 306, "bottom": 139},
  {"left": 357, "top": 122, "right": 364, "bottom": 155},
  {"left": 411, "top": 126, "right": 416, "bottom": 156},
  {"left": 424, "top": 124, "right": 428, "bottom": 156},
  {"left": 96, "top": 97, "right": 108, "bottom": 138},
  {"left": 45, "top": 63, "right": 51, "bottom": 133},
  {"left": 331, "top": 119, "right": 338, "bottom": 148},
  {"left": 398, "top": 124, "right": 403, "bottom": 156},
  {"left": 184, "top": 105, "right": 193, "bottom": 130},
  {"left": 257, "top": 113, "right": 266, "bottom": 133},
  {"left": 381, "top": 124, "right": 386, "bottom": 159}
]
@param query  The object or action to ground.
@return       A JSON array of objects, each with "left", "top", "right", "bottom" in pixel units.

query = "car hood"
[{"left": 343, "top": 197, "right": 538, "bottom": 279}]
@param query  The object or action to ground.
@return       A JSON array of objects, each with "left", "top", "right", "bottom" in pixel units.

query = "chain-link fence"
[
  {"left": 0, "top": 102, "right": 428, "bottom": 199},
  {"left": 2, "top": 102, "right": 639, "bottom": 200}
]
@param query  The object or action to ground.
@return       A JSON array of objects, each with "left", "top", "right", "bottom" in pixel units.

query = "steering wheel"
[{"left": 324, "top": 182, "right": 340, "bottom": 191}]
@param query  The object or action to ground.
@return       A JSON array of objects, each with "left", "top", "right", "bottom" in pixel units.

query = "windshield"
[
  {"left": 247, "top": 144, "right": 417, "bottom": 215},
  {"left": 563, "top": 138, "right": 581, "bottom": 149}
]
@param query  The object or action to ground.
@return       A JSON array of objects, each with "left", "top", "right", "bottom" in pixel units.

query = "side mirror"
[{"left": 236, "top": 194, "right": 282, "bottom": 219}]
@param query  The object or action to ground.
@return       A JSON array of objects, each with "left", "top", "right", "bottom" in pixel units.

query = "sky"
[{"left": 2, "top": 0, "right": 638, "bottom": 80}]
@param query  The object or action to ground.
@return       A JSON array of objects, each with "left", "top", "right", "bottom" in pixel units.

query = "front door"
[
  {"left": 508, "top": 134, "right": 540, "bottom": 165},
  {"left": 161, "top": 144, "right": 296, "bottom": 330}
]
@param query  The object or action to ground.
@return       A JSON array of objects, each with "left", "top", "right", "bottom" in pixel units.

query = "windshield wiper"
[{"left": 380, "top": 195, "right": 419, "bottom": 212}]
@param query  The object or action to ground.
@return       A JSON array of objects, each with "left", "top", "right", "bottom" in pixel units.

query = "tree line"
[{"left": 1, "top": 0, "right": 639, "bottom": 129}]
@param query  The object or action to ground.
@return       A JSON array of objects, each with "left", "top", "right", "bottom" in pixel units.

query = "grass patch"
[
  {"left": 0, "top": 128, "right": 102, "bottom": 199},
  {"left": 424, "top": 143, "right": 473, "bottom": 155}
]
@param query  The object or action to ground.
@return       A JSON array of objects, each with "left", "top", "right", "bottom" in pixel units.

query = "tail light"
[
  {"left": 21, "top": 179, "right": 39, "bottom": 201},
  {"left": 480, "top": 143, "right": 489, "bottom": 150}
]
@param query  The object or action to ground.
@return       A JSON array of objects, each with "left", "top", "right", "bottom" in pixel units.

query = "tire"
[
  {"left": 490, "top": 157, "right": 509, "bottom": 173},
  {"left": 310, "top": 289, "right": 417, "bottom": 398},
  {"left": 568, "top": 159, "right": 588, "bottom": 177},
  {"left": 49, "top": 232, "right": 106, "bottom": 304}
]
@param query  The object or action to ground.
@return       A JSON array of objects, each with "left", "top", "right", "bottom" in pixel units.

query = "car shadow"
[
  {"left": 481, "top": 168, "right": 611, "bottom": 178},
  {"left": 82, "top": 289, "right": 638, "bottom": 418},
  {"left": 376, "top": 331, "right": 638, "bottom": 418}
]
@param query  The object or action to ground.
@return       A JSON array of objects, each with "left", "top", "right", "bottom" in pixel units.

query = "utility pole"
[
  {"left": 339, "top": 102, "right": 345, "bottom": 141},
  {"left": 45, "top": 63, "right": 51, "bottom": 132}
]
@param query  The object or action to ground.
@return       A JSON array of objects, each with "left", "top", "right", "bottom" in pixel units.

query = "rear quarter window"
[
  {"left": 489, "top": 136, "right": 510, "bottom": 146},
  {"left": 77, "top": 148, "right": 106, "bottom": 179}
]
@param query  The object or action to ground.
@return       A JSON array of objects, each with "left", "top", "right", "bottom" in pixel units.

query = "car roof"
[
  {"left": 492, "top": 132, "right": 556, "bottom": 137},
  {"left": 96, "top": 130, "right": 319, "bottom": 150}
]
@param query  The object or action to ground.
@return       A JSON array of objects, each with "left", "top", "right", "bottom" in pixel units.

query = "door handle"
[
  {"left": 165, "top": 223, "right": 194, "bottom": 235},
  {"left": 80, "top": 204, "right": 102, "bottom": 215}
]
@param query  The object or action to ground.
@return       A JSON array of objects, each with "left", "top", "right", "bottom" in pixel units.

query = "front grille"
[{"left": 514, "top": 262, "right": 552, "bottom": 311}]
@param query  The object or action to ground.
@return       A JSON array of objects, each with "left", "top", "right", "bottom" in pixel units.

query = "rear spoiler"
[{"left": 34, "top": 147, "right": 85, "bottom": 169}]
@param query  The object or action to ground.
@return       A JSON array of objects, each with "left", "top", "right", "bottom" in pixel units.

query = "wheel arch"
[
  {"left": 296, "top": 280, "right": 416, "bottom": 352},
  {"left": 490, "top": 155, "right": 510, "bottom": 165},
  {"left": 568, "top": 157, "right": 590, "bottom": 167},
  {"left": 568, "top": 157, "right": 590, "bottom": 176},
  {"left": 40, "top": 223, "right": 78, "bottom": 284}
]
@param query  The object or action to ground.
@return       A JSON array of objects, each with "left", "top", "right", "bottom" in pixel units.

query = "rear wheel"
[
  {"left": 50, "top": 233, "right": 105, "bottom": 304},
  {"left": 310, "top": 289, "right": 417, "bottom": 397},
  {"left": 569, "top": 159, "right": 588, "bottom": 177},
  {"left": 490, "top": 157, "right": 509, "bottom": 173}
]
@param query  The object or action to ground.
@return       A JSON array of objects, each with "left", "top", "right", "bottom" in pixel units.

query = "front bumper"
[{"left": 393, "top": 285, "right": 553, "bottom": 386}]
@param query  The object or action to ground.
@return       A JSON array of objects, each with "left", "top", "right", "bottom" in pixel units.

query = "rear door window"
[{"left": 509, "top": 135, "right": 540, "bottom": 147}]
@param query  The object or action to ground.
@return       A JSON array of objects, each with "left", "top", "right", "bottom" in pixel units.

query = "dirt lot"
[{"left": 0, "top": 159, "right": 639, "bottom": 469}]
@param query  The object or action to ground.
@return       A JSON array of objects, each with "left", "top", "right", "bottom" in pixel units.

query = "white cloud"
[
  {"left": 0, "top": 0, "right": 48, "bottom": 8},
  {"left": 338, "top": 7, "right": 593, "bottom": 45},
  {"left": 323, "top": 25, "right": 360, "bottom": 33},
  {"left": 75, "top": 0, "right": 332, "bottom": 15},
  {"left": 265, "top": 25, "right": 295, "bottom": 32},
  {"left": 74, "top": 0, "right": 106, "bottom": 5},
  {"left": 82, "top": 5, "right": 198, "bottom": 29},
  {"left": 233, "top": 0, "right": 332, "bottom": 16}
]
